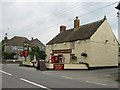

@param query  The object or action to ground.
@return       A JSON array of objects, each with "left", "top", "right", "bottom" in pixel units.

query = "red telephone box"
[
  {"left": 20, "top": 51, "right": 24, "bottom": 57},
  {"left": 24, "top": 51, "right": 28, "bottom": 57}
]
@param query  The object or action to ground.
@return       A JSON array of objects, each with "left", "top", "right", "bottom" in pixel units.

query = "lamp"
[
  {"left": 81, "top": 52, "right": 87, "bottom": 57},
  {"left": 63, "top": 42, "right": 66, "bottom": 45},
  {"left": 77, "top": 40, "right": 80, "bottom": 43}
]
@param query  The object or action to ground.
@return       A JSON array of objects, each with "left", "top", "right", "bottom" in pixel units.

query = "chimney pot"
[
  {"left": 60, "top": 25, "right": 66, "bottom": 33},
  {"left": 4, "top": 33, "right": 8, "bottom": 40},
  {"left": 76, "top": 16, "right": 78, "bottom": 19},
  {"left": 103, "top": 15, "right": 107, "bottom": 20}
]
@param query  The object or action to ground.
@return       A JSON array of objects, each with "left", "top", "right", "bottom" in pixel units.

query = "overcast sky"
[{"left": 0, "top": 0, "right": 119, "bottom": 45}]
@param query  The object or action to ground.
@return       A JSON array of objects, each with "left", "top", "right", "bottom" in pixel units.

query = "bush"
[
  {"left": 3, "top": 52, "right": 16, "bottom": 59},
  {"left": 29, "top": 46, "right": 46, "bottom": 60},
  {"left": 39, "top": 50, "right": 46, "bottom": 60}
]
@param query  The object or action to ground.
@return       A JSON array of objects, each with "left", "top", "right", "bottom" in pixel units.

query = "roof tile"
[{"left": 47, "top": 18, "right": 105, "bottom": 45}]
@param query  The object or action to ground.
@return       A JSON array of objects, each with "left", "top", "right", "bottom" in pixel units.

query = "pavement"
[
  {"left": 1, "top": 64, "right": 119, "bottom": 89},
  {"left": 2, "top": 59, "right": 21, "bottom": 64}
]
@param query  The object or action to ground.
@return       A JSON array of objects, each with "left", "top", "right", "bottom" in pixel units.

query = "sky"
[{"left": 0, "top": 0, "right": 119, "bottom": 45}]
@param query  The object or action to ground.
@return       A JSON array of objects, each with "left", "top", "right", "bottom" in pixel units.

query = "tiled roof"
[
  {"left": 30, "top": 39, "right": 45, "bottom": 47},
  {"left": 6, "top": 36, "right": 29, "bottom": 46},
  {"left": 4, "top": 36, "right": 45, "bottom": 47},
  {"left": 47, "top": 18, "right": 105, "bottom": 45}
]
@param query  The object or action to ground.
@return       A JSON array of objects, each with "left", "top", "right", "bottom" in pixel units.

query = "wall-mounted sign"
[
  {"left": 52, "top": 49, "right": 72, "bottom": 53},
  {"left": 54, "top": 64, "right": 64, "bottom": 70}
]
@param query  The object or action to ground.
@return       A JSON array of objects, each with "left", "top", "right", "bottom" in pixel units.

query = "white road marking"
[
  {"left": 20, "top": 78, "right": 52, "bottom": 90},
  {"left": 86, "top": 81, "right": 107, "bottom": 86},
  {"left": 61, "top": 76, "right": 73, "bottom": 79},
  {"left": 0, "top": 70, "right": 12, "bottom": 76},
  {"left": 105, "top": 75, "right": 112, "bottom": 77},
  {"left": 41, "top": 72, "right": 51, "bottom": 75}
]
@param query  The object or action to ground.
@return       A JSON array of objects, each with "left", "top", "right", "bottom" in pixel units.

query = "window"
[
  {"left": 70, "top": 54, "right": 77, "bottom": 63},
  {"left": 70, "top": 42, "right": 75, "bottom": 49},
  {"left": 119, "top": 46, "right": 120, "bottom": 52}
]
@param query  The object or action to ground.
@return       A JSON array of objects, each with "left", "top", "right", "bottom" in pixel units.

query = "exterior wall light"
[
  {"left": 54, "top": 44, "right": 56, "bottom": 46},
  {"left": 105, "top": 39, "right": 109, "bottom": 43},
  {"left": 63, "top": 42, "right": 66, "bottom": 45},
  {"left": 77, "top": 40, "right": 80, "bottom": 43},
  {"left": 81, "top": 52, "right": 87, "bottom": 57}
]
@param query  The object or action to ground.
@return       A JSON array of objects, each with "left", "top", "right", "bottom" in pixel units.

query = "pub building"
[{"left": 46, "top": 16, "right": 118, "bottom": 69}]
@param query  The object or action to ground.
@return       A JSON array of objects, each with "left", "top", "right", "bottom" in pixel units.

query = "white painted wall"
[
  {"left": 72, "top": 40, "right": 91, "bottom": 64},
  {"left": 46, "top": 43, "right": 71, "bottom": 63},
  {"left": 90, "top": 20, "right": 118, "bottom": 67},
  {"left": 46, "top": 20, "right": 118, "bottom": 67}
]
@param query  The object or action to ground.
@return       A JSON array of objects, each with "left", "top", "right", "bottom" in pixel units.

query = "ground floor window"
[
  {"left": 70, "top": 54, "right": 77, "bottom": 63},
  {"left": 49, "top": 54, "right": 65, "bottom": 63}
]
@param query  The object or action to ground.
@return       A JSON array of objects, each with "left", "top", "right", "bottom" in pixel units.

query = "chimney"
[
  {"left": 60, "top": 25, "right": 66, "bottom": 33},
  {"left": 31, "top": 37, "right": 33, "bottom": 40},
  {"left": 4, "top": 33, "right": 8, "bottom": 40},
  {"left": 103, "top": 15, "right": 107, "bottom": 20},
  {"left": 74, "top": 16, "right": 80, "bottom": 30}
]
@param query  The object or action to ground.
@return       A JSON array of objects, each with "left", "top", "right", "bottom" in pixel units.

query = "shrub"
[{"left": 3, "top": 52, "right": 16, "bottom": 59}]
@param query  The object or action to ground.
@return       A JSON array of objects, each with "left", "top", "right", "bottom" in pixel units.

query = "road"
[{"left": 1, "top": 64, "right": 119, "bottom": 90}]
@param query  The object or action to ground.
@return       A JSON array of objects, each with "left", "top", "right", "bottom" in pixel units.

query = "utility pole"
[
  {"left": 115, "top": 2, "right": 120, "bottom": 43},
  {"left": 115, "top": 2, "right": 120, "bottom": 68}
]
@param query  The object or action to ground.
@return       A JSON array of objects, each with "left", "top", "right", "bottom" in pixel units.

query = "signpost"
[
  {"left": 115, "top": 3, "right": 120, "bottom": 81},
  {"left": 39, "top": 60, "right": 46, "bottom": 71}
]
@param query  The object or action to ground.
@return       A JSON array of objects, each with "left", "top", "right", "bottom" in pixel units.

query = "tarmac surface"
[{"left": 1, "top": 64, "right": 119, "bottom": 89}]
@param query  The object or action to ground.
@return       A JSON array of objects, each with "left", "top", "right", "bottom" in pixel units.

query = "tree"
[
  {"left": 39, "top": 50, "right": 46, "bottom": 59},
  {"left": 3, "top": 52, "right": 16, "bottom": 59},
  {"left": 29, "top": 46, "right": 46, "bottom": 61},
  {"left": 29, "top": 46, "right": 46, "bottom": 70},
  {"left": 1, "top": 41, "right": 5, "bottom": 56}
]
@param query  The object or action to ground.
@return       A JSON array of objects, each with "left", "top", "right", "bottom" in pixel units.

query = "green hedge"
[{"left": 3, "top": 52, "right": 16, "bottom": 59}]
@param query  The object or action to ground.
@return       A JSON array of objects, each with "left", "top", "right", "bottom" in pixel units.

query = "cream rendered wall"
[
  {"left": 45, "top": 45, "right": 51, "bottom": 62},
  {"left": 46, "top": 20, "right": 118, "bottom": 67},
  {"left": 53, "top": 42, "right": 70, "bottom": 50},
  {"left": 72, "top": 40, "right": 91, "bottom": 64},
  {"left": 46, "top": 42, "right": 71, "bottom": 63},
  {"left": 90, "top": 20, "right": 118, "bottom": 67},
  {"left": 53, "top": 43, "right": 71, "bottom": 63}
]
